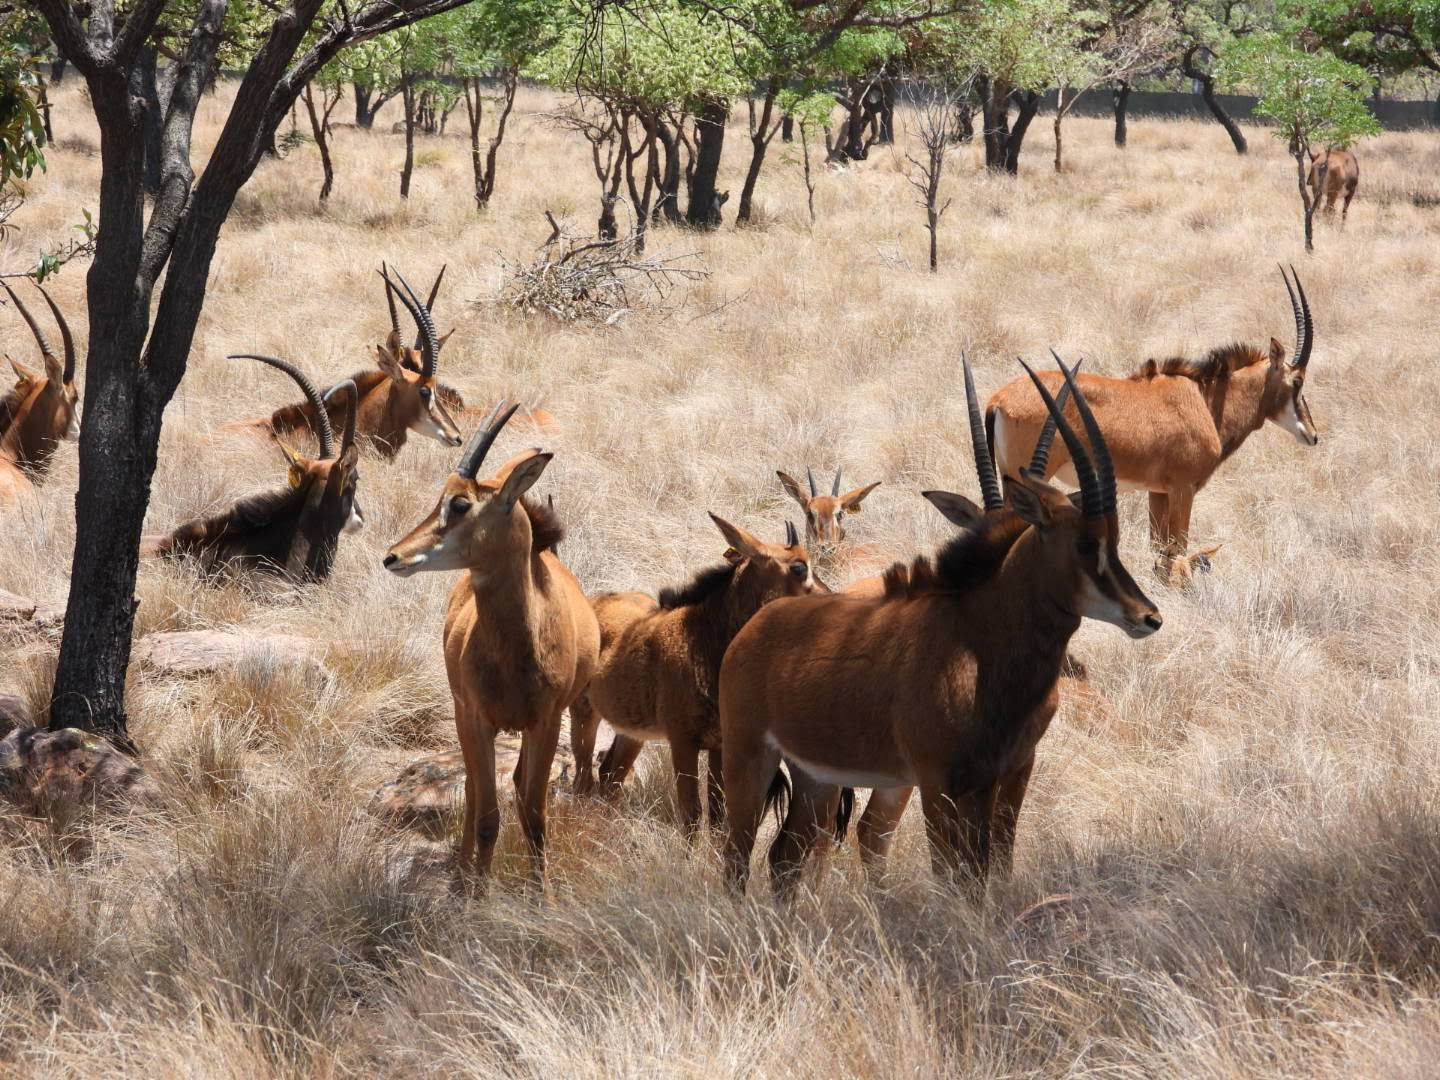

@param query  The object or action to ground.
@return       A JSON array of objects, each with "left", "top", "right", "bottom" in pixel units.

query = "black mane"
[{"left": 658, "top": 561, "right": 739, "bottom": 610}]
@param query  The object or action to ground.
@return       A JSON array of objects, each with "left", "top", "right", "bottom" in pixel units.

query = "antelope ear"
[
  {"left": 375, "top": 345, "right": 405, "bottom": 381},
  {"left": 921, "top": 489, "right": 983, "bottom": 530},
  {"left": 1008, "top": 475, "right": 1056, "bottom": 528},
  {"left": 9, "top": 356, "right": 37, "bottom": 383},
  {"left": 1268, "top": 337, "right": 1286, "bottom": 367},
  {"left": 288, "top": 464, "right": 305, "bottom": 488},
  {"left": 437, "top": 327, "right": 455, "bottom": 351},
  {"left": 721, "top": 546, "right": 743, "bottom": 564},
  {"left": 497, "top": 450, "right": 551, "bottom": 507},
  {"left": 776, "top": 471, "right": 809, "bottom": 509},
  {"left": 841, "top": 482, "right": 881, "bottom": 513},
  {"left": 709, "top": 513, "right": 764, "bottom": 559}
]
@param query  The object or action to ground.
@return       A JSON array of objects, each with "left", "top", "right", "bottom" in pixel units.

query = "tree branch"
[
  {"left": 112, "top": 0, "right": 173, "bottom": 67},
  {"left": 30, "top": 0, "right": 104, "bottom": 77}
]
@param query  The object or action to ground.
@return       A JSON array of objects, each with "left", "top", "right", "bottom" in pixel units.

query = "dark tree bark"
[
  {"left": 686, "top": 97, "right": 728, "bottom": 228},
  {"left": 877, "top": 70, "right": 895, "bottom": 144},
  {"left": 1182, "top": 45, "right": 1247, "bottom": 155},
  {"left": 652, "top": 118, "right": 683, "bottom": 223},
  {"left": 50, "top": 56, "right": 67, "bottom": 82},
  {"left": 353, "top": 82, "right": 376, "bottom": 127},
  {"left": 399, "top": 77, "right": 416, "bottom": 198},
  {"left": 1005, "top": 91, "right": 1040, "bottom": 174},
  {"left": 1113, "top": 79, "right": 1131, "bottom": 147},
  {"left": 138, "top": 46, "right": 164, "bottom": 194},
  {"left": 33, "top": 0, "right": 472, "bottom": 750},
  {"left": 781, "top": 113, "right": 793, "bottom": 142},
  {"left": 302, "top": 81, "right": 339, "bottom": 200},
  {"left": 37, "top": 79, "right": 53, "bottom": 141},
  {"left": 622, "top": 112, "right": 658, "bottom": 252},
  {"left": 463, "top": 68, "right": 517, "bottom": 210},
  {"left": 979, "top": 75, "right": 1040, "bottom": 175},
  {"left": 736, "top": 77, "right": 782, "bottom": 226}
]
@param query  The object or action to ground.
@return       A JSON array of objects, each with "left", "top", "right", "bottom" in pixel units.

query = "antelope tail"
[
  {"left": 764, "top": 765, "right": 792, "bottom": 828},
  {"left": 984, "top": 407, "right": 998, "bottom": 477},
  {"left": 834, "top": 787, "right": 856, "bottom": 843}
]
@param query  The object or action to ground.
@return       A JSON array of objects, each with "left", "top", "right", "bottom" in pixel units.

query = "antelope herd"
[{"left": 1, "top": 261, "right": 1328, "bottom": 898}]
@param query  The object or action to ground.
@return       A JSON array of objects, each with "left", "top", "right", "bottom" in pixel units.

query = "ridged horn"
[
  {"left": 806, "top": 466, "right": 817, "bottom": 498},
  {"left": 2, "top": 280, "right": 58, "bottom": 366},
  {"left": 1280, "top": 264, "right": 1313, "bottom": 370},
  {"left": 831, "top": 467, "right": 842, "bottom": 497},
  {"left": 785, "top": 520, "right": 798, "bottom": 546},
  {"left": 962, "top": 352, "right": 1003, "bottom": 512},
  {"left": 231, "top": 354, "right": 334, "bottom": 460},
  {"left": 419, "top": 264, "right": 447, "bottom": 349},
  {"left": 1018, "top": 357, "right": 1102, "bottom": 520},
  {"left": 456, "top": 399, "right": 520, "bottom": 480},
  {"left": 322, "top": 378, "right": 358, "bottom": 458},
  {"left": 1026, "top": 357, "right": 1082, "bottom": 478},
  {"left": 1051, "top": 349, "right": 1116, "bottom": 516},
  {"left": 381, "top": 262, "right": 401, "bottom": 348},
  {"left": 380, "top": 266, "right": 437, "bottom": 379},
  {"left": 32, "top": 282, "right": 76, "bottom": 383}
]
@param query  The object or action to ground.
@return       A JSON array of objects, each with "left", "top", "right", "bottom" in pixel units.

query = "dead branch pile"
[{"left": 497, "top": 211, "right": 707, "bottom": 322}]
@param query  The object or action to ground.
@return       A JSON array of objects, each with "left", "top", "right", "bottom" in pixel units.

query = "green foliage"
[
  {"left": 0, "top": 67, "right": 46, "bottom": 188},
  {"left": 1220, "top": 33, "right": 1381, "bottom": 149},
  {"left": 935, "top": 0, "right": 1090, "bottom": 91},
  {"left": 1299, "top": 0, "right": 1440, "bottom": 78}
]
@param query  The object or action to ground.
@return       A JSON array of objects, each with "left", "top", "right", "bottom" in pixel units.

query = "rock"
[
  {"left": 0, "top": 589, "right": 37, "bottom": 623},
  {"left": 0, "top": 694, "right": 30, "bottom": 738},
  {"left": 0, "top": 590, "right": 62, "bottom": 639},
  {"left": 134, "top": 630, "right": 324, "bottom": 679},
  {"left": 0, "top": 726, "right": 157, "bottom": 813}
]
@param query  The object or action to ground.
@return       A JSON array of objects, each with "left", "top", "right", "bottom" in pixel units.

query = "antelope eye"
[
  {"left": 420, "top": 386, "right": 433, "bottom": 403},
  {"left": 450, "top": 496, "right": 472, "bottom": 516},
  {"left": 790, "top": 561, "right": 809, "bottom": 579}
]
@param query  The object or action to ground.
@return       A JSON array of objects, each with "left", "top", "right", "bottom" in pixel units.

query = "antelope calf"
[
  {"left": 719, "top": 356, "right": 1161, "bottom": 898},
  {"left": 1308, "top": 148, "right": 1359, "bottom": 221},
  {"left": 776, "top": 467, "right": 880, "bottom": 552},
  {"left": 568, "top": 518, "right": 815, "bottom": 833},
  {"left": 987, "top": 267, "right": 1318, "bottom": 581},
  {"left": 249, "top": 266, "right": 463, "bottom": 458},
  {"left": 144, "top": 355, "right": 362, "bottom": 580},
  {"left": 384, "top": 403, "right": 599, "bottom": 882},
  {"left": 2, "top": 280, "right": 80, "bottom": 480}
]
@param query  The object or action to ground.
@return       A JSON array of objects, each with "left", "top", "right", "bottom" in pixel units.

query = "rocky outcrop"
[{"left": 0, "top": 726, "right": 156, "bottom": 813}]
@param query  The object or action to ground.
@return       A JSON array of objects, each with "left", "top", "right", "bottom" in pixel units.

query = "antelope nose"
[
  {"left": 1143, "top": 613, "right": 1163, "bottom": 632},
  {"left": 382, "top": 553, "right": 398, "bottom": 569}
]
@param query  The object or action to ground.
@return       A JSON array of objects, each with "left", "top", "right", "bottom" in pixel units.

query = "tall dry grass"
[{"left": 1, "top": 79, "right": 1439, "bottom": 1077}]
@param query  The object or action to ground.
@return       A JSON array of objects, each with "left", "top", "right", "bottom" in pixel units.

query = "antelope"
[
  {"left": 567, "top": 519, "right": 816, "bottom": 834},
  {"left": 1308, "top": 148, "right": 1359, "bottom": 221},
  {"left": 718, "top": 355, "right": 1161, "bottom": 898},
  {"left": 245, "top": 266, "right": 463, "bottom": 458},
  {"left": 776, "top": 467, "right": 881, "bottom": 552},
  {"left": 1, "top": 279, "right": 80, "bottom": 478},
  {"left": 986, "top": 267, "right": 1318, "bottom": 582},
  {"left": 384, "top": 402, "right": 599, "bottom": 882},
  {"left": 143, "top": 355, "right": 362, "bottom": 580}
]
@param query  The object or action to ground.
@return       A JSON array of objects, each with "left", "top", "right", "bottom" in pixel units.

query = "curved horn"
[
  {"left": 806, "top": 467, "right": 817, "bottom": 498},
  {"left": 423, "top": 265, "right": 447, "bottom": 322},
  {"left": 322, "top": 378, "right": 358, "bottom": 458},
  {"left": 31, "top": 282, "right": 76, "bottom": 383},
  {"left": 456, "top": 399, "right": 520, "bottom": 480},
  {"left": 231, "top": 353, "right": 334, "bottom": 460},
  {"left": 1051, "top": 350, "right": 1116, "bottom": 516},
  {"left": 1026, "top": 357, "right": 1082, "bottom": 478},
  {"left": 962, "top": 352, "right": 1003, "bottom": 512},
  {"left": 1018, "top": 358, "right": 1102, "bottom": 520},
  {"left": 785, "top": 520, "right": 798, "bottom": 546},
  {"left": 2, "top": 280, "right": 58, "bottom": 364},
  {"left": 380, "top": 262, "right": 401, "bottom": 347},
  {"left": 831, "top": 467, "right": 842, "bottom": 497},
  {"left": 380, "top": 266, "right": 437, "bottom": 379},
  {"left": 1280, "top": 264, "right": 1314, "bottom": 370}
]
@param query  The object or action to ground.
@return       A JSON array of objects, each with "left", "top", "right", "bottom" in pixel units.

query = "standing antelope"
[
  {"left": 776, "top": 467, "right": 881, "bottom": 551},
  {"left": 567, "top": 518, "right": 816, "bottom": 834},
  {"left": 1308, "top": 148, "right": 1359, "bottom": 221},
  {"left": 384, "top": 403, "right": 599, "bottom": 882},
  {"left": 247, "top": 266, "right": 463, "bottom": 457},
  {"left": 143, "top": 356, "right": 362, "bottom": 580},
  {"left": 1, "top": 280, "right": 80, "bottom": 479},
  {"left": 987, "top": 267, "right": 1318, "bottom": 581},
  {"left": 719, "top": 355, "right": 1161, "bottom": 898}
]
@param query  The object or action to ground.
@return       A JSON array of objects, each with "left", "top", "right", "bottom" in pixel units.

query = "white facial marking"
[
  {"left": 343, "top": 505, "right": 364, "bottom": 535},
  {"left": 1272, "top": 397, "right": 1316, "bottom": 446},
  {"left": 1079, "top": 573, "right": 1134, "bottom": 634}
]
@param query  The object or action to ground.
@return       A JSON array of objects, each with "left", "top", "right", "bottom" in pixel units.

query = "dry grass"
[{"left": 1, "top": 80, "right": 1439, "bottom": 1076}]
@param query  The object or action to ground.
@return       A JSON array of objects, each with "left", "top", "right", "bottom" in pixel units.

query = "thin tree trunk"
[
  {"left": 979, "top": 74, "right": 1009, "bottom": 170},
  {"left": 799, "top": 121, "right": 817, "bottom": 226},
  {"left": 399, "top": 78, "right": 416, "bottom": 198},
  {"left": 1183, "top": 45, "right": 1247, "bottom": 155},
  {"left": 37, "top": 79, "right": 53, "bottom": 142},
  {"left": 303, "top": 83, "right": 335, "bottom": 200},
  {"left": 878, "top": 71, "right": 895, "bottom": 144},
  {"left": 353, "top": 83, "right": 376, "bottom": 127},
  {"left": 50, "top": 56, "right": 66, "bottom": 82},
  {"left": 737, "top": 78, "right": 780, "bottom": 225},
  {"left": 1054, "top": 88, "right": 1066, "bottom": 172},
  {"left": 781, "top": 113, "right": 793, "bottom": 142},
  {"left": 1005, "top": 91, "right": 1041, "bottom": 175},
  {"left": 624, "top": 112, "right": 658, "bottom": 252},
  {"left": 139, "top": 47, "right": 164, "bottom": 193},
  {"left": 653, "top": 119, "right": 683, "bottom": 223},
  {"left": 1113, "top": 79, "right": 1130, "bottom": 147},
  {"left": 1294, "top": 141, "right": 1320, "bottom": 252},
  {"left": 686, "top": 97, "right": 728, "bottom": 228},
  {"left": 464, "top": 68, "right": 517, "bottom": 210}
]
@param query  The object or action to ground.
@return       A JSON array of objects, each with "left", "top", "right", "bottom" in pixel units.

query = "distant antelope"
[
  {"left": 1308, "top": 148, "right": 1359, "bottom": 221},
  {"left": 719, "top": 355, "right": 1161, "bottom": 898},
  {"left": 987, "top": 267, "right": 1318, "bottom": 581},
  {"left": 144, "top": 355, "right": 362, "bottom": 580},
  {"left": 568, "top": 518, "right": 815, "bottom": 833},
  {"left": 1, "top": 280, "right": 80, "bottom": 478},
  {"left": 776, "top": 467, "right": 881, "bottom": 551},
  {"left": 249, "top": 266, "right": 463, "bottom": 458},
  {"left": 384, "top": 402, "right": 599, "bottom": 882}
]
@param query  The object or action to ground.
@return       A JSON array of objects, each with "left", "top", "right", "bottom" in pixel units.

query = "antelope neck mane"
[
  {"left": 658, "top": 561, "right": 737, "bottom": 610},
  {"left": 1129, "top": 342, "right": 1267, "bottom": 387},
  {"left": 521, "top": 495, "right": 564, "bottom": 554},
  {"left": 0, "top": 380, "right": 34, "bottom": 435},
  {"left": 173, "top": 484, "right": 309, "bottom": 543},
  {"left": 883, "top": 513, "right": 1030, "bottom": 599}
]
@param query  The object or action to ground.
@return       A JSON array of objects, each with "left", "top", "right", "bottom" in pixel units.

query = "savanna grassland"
[{"left": 3, "top": 77, "right": 1440, "bottom": 1077}]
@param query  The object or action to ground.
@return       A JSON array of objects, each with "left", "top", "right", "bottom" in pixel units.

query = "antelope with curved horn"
[
  {"left": 719, "top": 355, "right": 1161, "bottom": 898},
  {"left": 776, "top": 466, "right": 880, "bottom": 552},
  {"left": 384, "top": 402, "right": 598, "bottom": 882},
  {"left": 244, "top": 265, "right": 463, "bottom": 458},
  {"left": 567, "top": 518, "right": 816, "bottom": 833},
  {"left": 1, "top": 280, "right": 80, "bottom": 481},
  {"left": 144, "top": 356, "right": 362, "bottom": 580},
  {"left": 987, "top": 267, "right": 1319, "bottom": 582}
]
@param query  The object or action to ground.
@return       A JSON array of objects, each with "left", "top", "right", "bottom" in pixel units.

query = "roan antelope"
[
  {"left": 987, "top": 267, "right": 1318, "bottom": 581},
  {"left": 1, "top": 280, "right": 80, "bottom": 479},
  {"left": 776, "top": 467, "right": 881, "bottom": 551},
  {"left": 718, "top": 355, "right": 1161, "bottom": 898},
  {"left": 567, "top": 518, "right": 816, "bottom": 834},
  {"left": 384, "top": 402, "right": 599, "bottom": 882},
  {"left": 1308, "top": 148, "right": 1359, "bottom": 221},
  {"left": 143, "top": 355, "right": 362, "bottom": 580},
  {"left": 254, "top": 266, "right": 463, "bottom": 458}
]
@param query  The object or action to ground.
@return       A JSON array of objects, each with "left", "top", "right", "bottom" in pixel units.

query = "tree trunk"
[
  {"left": 624, "top": 112, "right": 658, "bottom": 253},
  {"left": 139, "top": 47, "right": 164, "bottom": 194},
  {"left": 979, "top": 74, "right": 1009, "bottom": 170},
  {"left": 653, "top": 119, "right": 683, "bottom": 223},
  {"left": 1113, "top": 79, "right": 1130, "bottom": 147},
  {"left": 1183, "top": 45, "right": 1247, "bottom": 155},
  {"left": 842, "top": 76, "right": 867, "bottom": 160},
  {"left": 353, "top": 83, "right": 378, "bottom": 128},
  {"left": 50, "top": 57, "right": 67, "bottom": 83},
  {"left": 1294, "top": 142, "right": 1319, "bottom": 252},
  {"left": 399, "top": 79, "right": 416, "bottom": 199},
  {"left": 686, "top": 97, "right": 728, "bottom": 228},
  {"left": 1054, "top": 88, "right": 1066, "bottom": 173},
  {"left": 781, "top": 114, "right": 793, "bottom": 142},
  {"left": 1004, "top": 91, "right": 1040, "bottom": 175},
  {"left": 464, "top": 68, "right": 517, "bottom": 210},
  {"left": 878, "top": 72, "right": 895, "bottom": 144},
  {"left": 303, "top": 83, "right": 334, "bottom": 201},
  {"left": 38, "top": 80, "right": 53, "bottom": 142},
  {"left": 737, "top": 80, "right": 780, "bottom": 226}
]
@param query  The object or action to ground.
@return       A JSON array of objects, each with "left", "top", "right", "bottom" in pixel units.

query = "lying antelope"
[
  {"left": 144, "top": 355, "right": 362, "bottom": 580},
  {"left": 987, "top": 267, "right": 1318, "bottom": 581},
  {"left": 246, "top": 266, "right": 463, "bottom": 458},
  {"left": 384, "top": 403, "right": 599, "bottom": 882},
  {"left": 1308, "top": 148, "right": 1359, "bottom": 221},
  {"left": 1, "top": 280, "right": 80, "bottom": 479},
  {"left": 719, "top": 355, "right": 1161, "bottom": 898},
  {"left": 568, "top": 518, "right": 816, "bottom": 834},
  {"left": 776, "top": 467, "right": 880, "bottom": 551}
]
